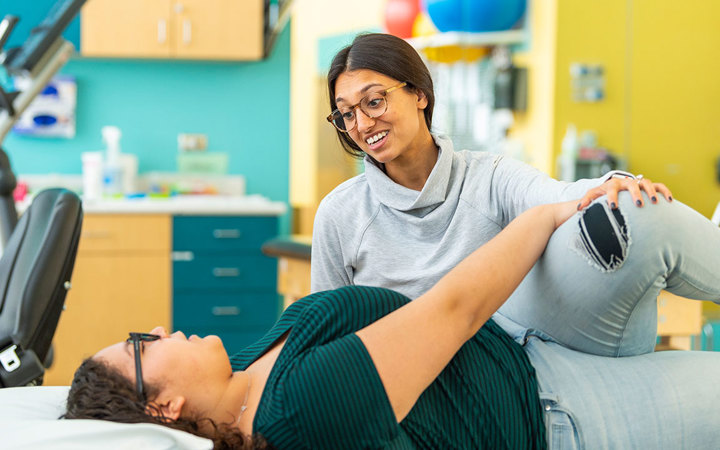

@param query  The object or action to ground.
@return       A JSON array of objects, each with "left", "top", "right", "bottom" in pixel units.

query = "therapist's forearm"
[{"left": 433, "top": 204, "right": 562, "bottom": 338}]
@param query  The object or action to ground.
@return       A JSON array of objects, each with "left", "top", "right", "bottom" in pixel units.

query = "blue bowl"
[{"left": 424, "top": 0, "right": 527, "bottom": 32}]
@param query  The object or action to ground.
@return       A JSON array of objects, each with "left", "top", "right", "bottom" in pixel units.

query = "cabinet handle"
[
  {"left": 157, "top": 19, "right": 167, "bottom": 44},
  {"left": 171, "top": 251, "right": 195, "bottom": 261},
  {"left": 212, "top": 267, "right": 240, "bottom": 278},
  {"left": 213, "top": 229, "right": 241, "bottom": 239},
  {"left": 211, "top": 306, "right": 240, "bottom": 316},
  {"left": 182, "top": 19, "right": 191, "bottom": 45}
]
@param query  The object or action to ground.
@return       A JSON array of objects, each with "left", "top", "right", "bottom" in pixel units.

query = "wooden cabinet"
[
  {"left": 81, "top": 0, "right": 265, "bottom": 60},
  {"left": 43, "top": 214, "right": 171, "bottom": 386},
  {"left": 656, "top": 291, "right": 703, "bottom": 350},
  {"left": 80, "top": 0, "right": 173, "bottom": 58},
  {"left": 277, "top": 257, "right": 311, "bottom": 308}
]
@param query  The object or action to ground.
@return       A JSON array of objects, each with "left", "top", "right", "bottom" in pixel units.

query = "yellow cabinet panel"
[
  {"left": 79, "top": 214, "right": 172, "bottom": 252},
  {"left": 174, "top": 0, "right": 264, "bottom": 60},
  {"left": 81, "top": 0, "right": 173, "bottom": 58},
  {"left": 43, "top": 215, "right": 172, "bottom": 386},
  {"left": 657, "top": 291, "right": 702, "bottom": 337},
  {"left": 81, "top": 0, "right": 264, "bottom": 60}
]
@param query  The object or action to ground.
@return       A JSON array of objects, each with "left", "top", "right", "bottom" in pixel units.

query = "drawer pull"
[
  {"left": 157, "top": 19, "right": 167, "bottom": 44},
  {"left": 172, "top": 251, "right": 195, "bottom": 261},
  {"left": 182, "top": 19, "right": 192, "bottom": 45},
  {"left": 212, "top": 267, "right": 240, "bottom": 278},
  {"left": 211, "top": 306, "right": 241, "bottom": 316},
  {"left": 213, "top": 229, "right": 241, "bottom": 239}
]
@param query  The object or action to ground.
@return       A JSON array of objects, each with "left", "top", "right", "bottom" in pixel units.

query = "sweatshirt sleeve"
[
  {"left": 310, "top": 196, "right": 353, "bottom": 293},
  {"left": 488, "top": 155, "right": 629, "bottom": 227}
]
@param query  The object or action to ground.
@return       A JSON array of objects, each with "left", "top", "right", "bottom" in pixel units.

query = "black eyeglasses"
[{"left": 126, "top": 332, "right": 161, "bottom": 403}]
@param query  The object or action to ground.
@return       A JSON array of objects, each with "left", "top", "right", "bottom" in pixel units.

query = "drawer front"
[
  {"left": 173, "top": 254, "right": 277, "bottom": 289},
  {"left": 80, "top": 214, "right": 171, "bottom": 252},
  {"left": 173, "top": 292, "right": 281, "bottom": 330},
  {"left": 173, "top": 216, "right": 277, "bottom": 252}
]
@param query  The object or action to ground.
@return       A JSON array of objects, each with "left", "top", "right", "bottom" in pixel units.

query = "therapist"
[{"left": 311, "top": 32, "right": 672, "bottom": 302}]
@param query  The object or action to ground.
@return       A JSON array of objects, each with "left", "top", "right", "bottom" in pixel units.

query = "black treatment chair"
[
  {"left": 0, "top": 0, "right": 87, "bottom": 388},
  {"left": 0, "top": 188, "right": 83, "bottom": 387}
]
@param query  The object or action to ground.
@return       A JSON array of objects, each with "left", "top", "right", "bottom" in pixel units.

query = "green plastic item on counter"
[{"left": 177, "top": 152, "right": 229, "bottom": 175}]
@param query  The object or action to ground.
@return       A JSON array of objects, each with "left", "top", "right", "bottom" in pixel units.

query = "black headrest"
[{"left": 0, "top": 188, "right": 83, "bottom": 362}]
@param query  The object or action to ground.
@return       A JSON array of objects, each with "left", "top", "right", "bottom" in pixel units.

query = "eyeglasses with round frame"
[
  {"left": 126, "top": 332, "right": 161, "bottom": 403},
  {"left": 327, "top": 81, "right": 408, "bottom": 133}
]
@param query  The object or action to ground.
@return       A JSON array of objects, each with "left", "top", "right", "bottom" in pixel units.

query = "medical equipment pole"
[{"left": 0, "top": 38, "right": 75, "bottom": 252}]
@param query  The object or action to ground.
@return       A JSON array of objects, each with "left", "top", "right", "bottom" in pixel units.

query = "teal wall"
[{"left": 3, "top": 23, "right": 291, "bottom": 231}]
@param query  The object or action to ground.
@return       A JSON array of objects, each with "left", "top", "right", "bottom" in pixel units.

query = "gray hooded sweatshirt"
[{"left": 311, "top": 135, "right": 627, "bottom": 299}]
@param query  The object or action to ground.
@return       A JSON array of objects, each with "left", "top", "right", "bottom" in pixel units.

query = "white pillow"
[{"left": 0, "top": 386, "right": 212, "bottom": 450}]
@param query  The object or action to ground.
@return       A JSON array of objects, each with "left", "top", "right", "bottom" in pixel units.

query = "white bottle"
[
  {"left": 102, "top": 126, "right": 123, "bottom": 197},
  {"left": 81, "top": 151, "right": 104, "bottom": 201},
  {"left": 120, "top": 153, "right": 138, "bottom": 194},
  {"left": 559, "top": 124, "right": 578, "bottom": 182}
]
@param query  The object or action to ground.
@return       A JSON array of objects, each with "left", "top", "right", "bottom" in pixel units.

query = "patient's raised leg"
[{"left": 496, "top": 193, "right": 720, "bottom": 357}]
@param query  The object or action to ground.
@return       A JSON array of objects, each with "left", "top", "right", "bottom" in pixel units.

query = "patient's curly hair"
[{"left": 62, "top": 358, "right": 271, "bottom": 450}]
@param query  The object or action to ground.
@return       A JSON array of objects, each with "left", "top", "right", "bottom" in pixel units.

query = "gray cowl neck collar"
[{"left": 364, "top": 135, "right": 455, "bottom": 212}]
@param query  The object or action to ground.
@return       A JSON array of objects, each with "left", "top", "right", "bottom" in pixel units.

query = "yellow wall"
[
  {"left": 512, "top": 0, "right": 629, "bottom": 175},
  {"left": 515, "top": 0, "right": 720, "bottom": 217},
  {"left": 289, "top": 0, "right": 385, "bottom": 208},
  {"left": 552, "top": 0, "right": 629, "bottom": 173},
  {"left": 511, "top": 0, "right": 558, "bottom": 174},
  {"left": 629, "top": 0, "right": 720, "bottom": 217}
]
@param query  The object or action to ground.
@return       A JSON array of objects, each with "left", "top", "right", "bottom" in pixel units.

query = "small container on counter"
[{"left": 81, "top": 151, "right": 103, "bottom": 201}]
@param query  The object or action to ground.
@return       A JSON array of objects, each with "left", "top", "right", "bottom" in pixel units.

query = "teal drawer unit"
[
  {"left": 172, "top": 216, "right": 281, "bottom": 355},
  {"left": 173, "top": 216, "right": 278, "bottom": 252},
  {"left": 173, "top": 254, "right": 276, "bottom": 290}
]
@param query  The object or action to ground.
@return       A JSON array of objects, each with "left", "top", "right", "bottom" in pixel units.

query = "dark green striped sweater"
[{"left": 230, "top": 286, "right": 546, "bottom": 449}]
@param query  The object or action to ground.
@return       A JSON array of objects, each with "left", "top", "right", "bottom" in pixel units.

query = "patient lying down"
[{"left": 64, "top": 198, "right": 720, "bottom": 449}]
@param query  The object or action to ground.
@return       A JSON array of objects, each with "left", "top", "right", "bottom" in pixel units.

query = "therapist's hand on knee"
[{"left": 577, "top": 176, "right": 673, "bottom": 211}]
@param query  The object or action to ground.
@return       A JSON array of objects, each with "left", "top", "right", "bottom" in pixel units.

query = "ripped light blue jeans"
[{"left": 493, "top": 193, "right": 720, "bottom": 449}]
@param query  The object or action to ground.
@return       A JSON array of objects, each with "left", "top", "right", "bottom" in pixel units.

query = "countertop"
[
  {"left": 20, "top": 194, "right": 287, "bottom": 216},
  {"left": 261, "top": 235, "right": 312, "bottom": 260}
]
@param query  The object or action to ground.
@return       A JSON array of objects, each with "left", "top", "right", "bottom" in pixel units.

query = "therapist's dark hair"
[
  {"left": 63, "top": 358, "right": 270, "bottom": 450},
  {"left": 327, "top": 33, "right": 435, "bottom": 158}
]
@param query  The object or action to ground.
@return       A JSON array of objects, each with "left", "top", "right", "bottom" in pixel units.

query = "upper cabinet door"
[
  {"left": 80, "top": 0, "right": 265, "bottom": 60},
  {"left": 172, "top": 0, "right": 264, "bottom": 60},
  {"left": 81, "top": 0, "right": 173, "bottom": 58}
]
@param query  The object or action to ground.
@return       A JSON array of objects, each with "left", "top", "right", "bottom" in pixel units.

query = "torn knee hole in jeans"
[{"left": 571, "top": 202, "right": 630, "bottom": 272}]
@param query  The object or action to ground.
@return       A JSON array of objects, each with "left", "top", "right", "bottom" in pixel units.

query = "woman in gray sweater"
[{"left": 311, "top": 32, "right": 719, "bottom": 446}]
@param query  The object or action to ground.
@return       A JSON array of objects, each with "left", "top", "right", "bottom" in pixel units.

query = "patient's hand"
[{"left": 577, "top": 176, "right": 672, "bottom": 211}]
